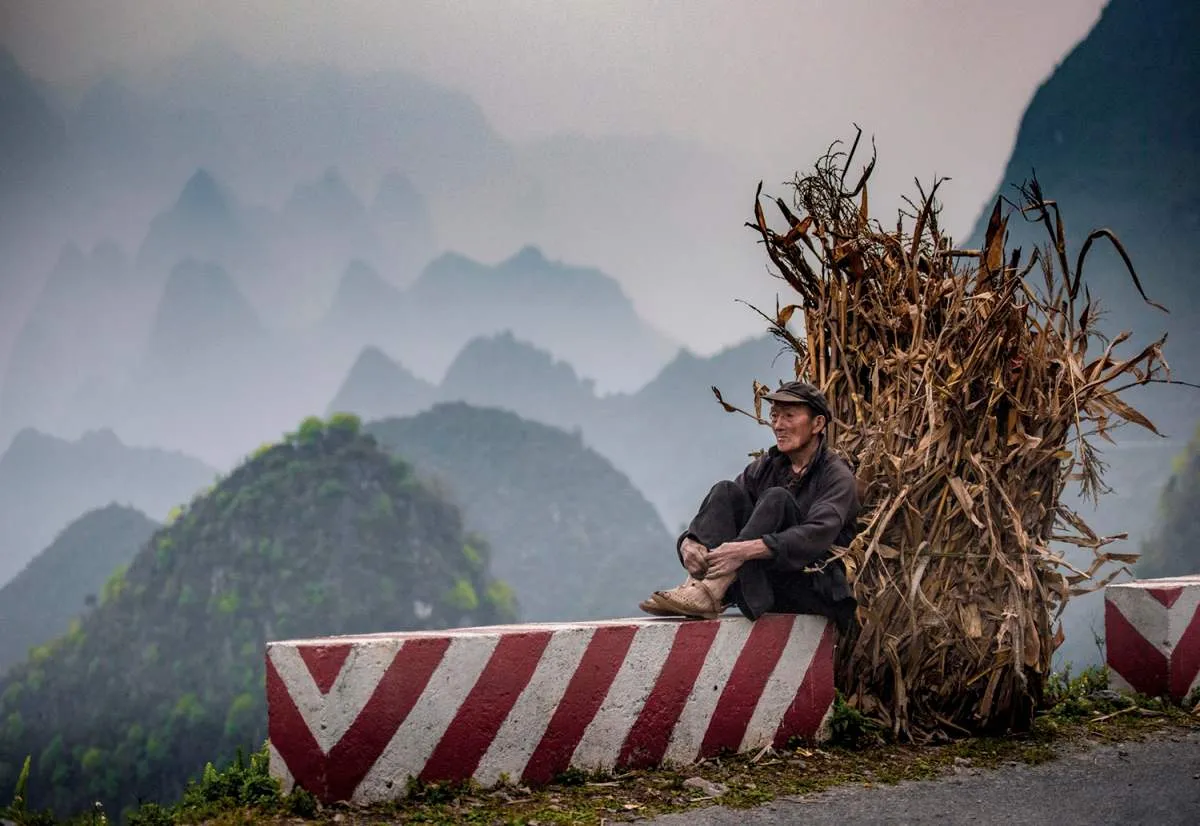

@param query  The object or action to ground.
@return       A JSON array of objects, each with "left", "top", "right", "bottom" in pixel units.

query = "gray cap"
[{"left": 762, "top": 381, "right": 831, "bottom": 419}]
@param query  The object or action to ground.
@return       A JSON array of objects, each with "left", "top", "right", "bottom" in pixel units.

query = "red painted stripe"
[
  {"left": 1105, "top": 599, "right": 1168, "bottom": 697},
  {"left": 773, "top": 622, "right": 836, "bottom": 748},
  {"left": 1168, "top": 603, "right": 1200, "bottom": 700},
  {"left": 617, "top": 622, "right": 720, "bottom": 770},
  {"left": 297, "top": 644, "right": 353, "bottom": 694},
  {"left": 420, "top": 631, "right": 554, "bottom": 784},
  {"left": 700, "top": 615, "right": 795, "bottom": 757},
  {"left": 324, "top": 638, "right": 451, "bottom": 801},
  {"left": 267, "top": 654, "right": 331, "bottom": 800},
  {"left": 1146, "top": 587, "right": 1184, "bottom": 610},
  {"left": 522, "top": 625, "right": 638, "bottom": 784}
]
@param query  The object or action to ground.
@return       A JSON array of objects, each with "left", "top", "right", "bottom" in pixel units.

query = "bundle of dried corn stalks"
[{"left": 733, "top": 130, "right": 1171, "bottom": 740}]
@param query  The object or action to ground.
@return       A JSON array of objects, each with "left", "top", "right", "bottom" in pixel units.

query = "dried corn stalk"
[{"left": 736, "top": 130, "right": 1170, "bottom": 740}]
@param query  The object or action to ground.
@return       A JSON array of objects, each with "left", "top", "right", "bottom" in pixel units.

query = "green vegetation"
[
  {"left": 1138, "top": 421, "right": 1200, "bottom": 578},
  {"left": 0, "top": 414, "right": 515, "bottom": 820}
]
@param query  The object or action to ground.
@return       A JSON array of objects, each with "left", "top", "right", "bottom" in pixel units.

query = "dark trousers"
[{"left": 684, "top": 480, "right": 851, "bottom": 628}]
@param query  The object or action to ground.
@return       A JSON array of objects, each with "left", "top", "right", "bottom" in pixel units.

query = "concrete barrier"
[
  {"left": 1105, "top": 574, "right": 1200, "bottom": 701},
  {"left": 266, "top": 613, "right": 834, "bottom": 804}
]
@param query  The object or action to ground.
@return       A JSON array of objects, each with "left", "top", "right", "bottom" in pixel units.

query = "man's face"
[{"left": 769, "top": 402, "right": 824, "bottom": 455}]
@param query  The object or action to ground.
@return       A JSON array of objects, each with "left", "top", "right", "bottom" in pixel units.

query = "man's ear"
[{"left": 813, "top": 413, "right": 827, "bottom": 433}]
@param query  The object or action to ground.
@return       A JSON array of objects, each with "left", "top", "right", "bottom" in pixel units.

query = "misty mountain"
[
  {"left": 0, "top": 50, "right": 70, "bottom": 394},
  {"left": 327, "top": 345, "right": 436, "bottom": 423},
  {"left": 0, "top": 43, "right": 745, "bottom": 428},
  {"left": 67, "top": 75, "right": 222, "bottom": 203},
  {"left": 0, "top": 427, "right": 215, "bottom": 586},
  {"left": 372, "top": 170, "right": 437, "bottom": 283},
  {"left": 393, "top": 245, "right": 676, "bottom": 390},
  {"left": 0, "top": 503, "right": 158, "bottom": 673},
  {"left": 317, "top": 245, "right": 678, "bottom": 392},
  {"left": 966, "top": 0, "right": 1200, "bottom": 666},
  {"left": 141, "top": 259, "right": 266, "bottom": 372},
  {"left": 111, "top": 259, "right": 331, "bottom": 467},
  {"left": 152, "top": 40, "right": 512, "bottom": 203},
  {"left": 0, "top": 414, "right": 514, "bottom": 818},
  {"left": 0, "top": 240, "right": 139, "bottom": 441},
  {"left": 436, "top": 330, "right": 596, "bottom": 431},
  {"left": 136, "top": 168, "right": 264, "bottom": 281},
  {"left": 253, "top": 167, "right": 385, "bottom": 322},
  {"left": 332, "top": 332, "right": 789, "bottom": 528},
  {"left": 589, "top": 334, "right": 792, "bottom": 530},
  {"left": 366, "top": 403, "right": 679, "bottom": 622},
  {"left": 0, "top": 47, "right": 65, "bottom": 193}
]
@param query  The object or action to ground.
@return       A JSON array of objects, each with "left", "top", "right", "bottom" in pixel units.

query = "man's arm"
[
  {"left": 760, "top": 470, "right": 859, "bottom": 571},
  {"left": 675, "top": 454, "right": 766, "bottom": 558}
]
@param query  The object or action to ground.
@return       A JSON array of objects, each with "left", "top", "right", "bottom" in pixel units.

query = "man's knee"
[
  {"left": 756, "top": 486, "right": 791, "bottom": 507},
  {"left": 710, "top": 480, "right": 742, "bottom": 498}
]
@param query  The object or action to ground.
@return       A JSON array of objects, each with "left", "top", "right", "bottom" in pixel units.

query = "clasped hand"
[
  {"left": 681, "top": 538, "right": 755, "bottom": 580},
  {"left": 704, "top": 542, "right": 752, "bottom": 579}
]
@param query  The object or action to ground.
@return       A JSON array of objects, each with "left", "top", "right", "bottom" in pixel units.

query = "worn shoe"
[
  {"left": 637, "top": 594, "right": 682, "bottom": 617},
  {"left": 651, "top": 578, "right": 725, "bottom": 620}
]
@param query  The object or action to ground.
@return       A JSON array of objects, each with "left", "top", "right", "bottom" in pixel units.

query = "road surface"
[{"left": 650, "top": 729, "right": 1200, "bottom": 825}]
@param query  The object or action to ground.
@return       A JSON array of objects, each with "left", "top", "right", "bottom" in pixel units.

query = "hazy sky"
[
  {"left": 0, "top": 1, "right": 1110, "bottom": 355},
  {"left": 3, "top": 0, "right": 1105, "bottom": 229}
]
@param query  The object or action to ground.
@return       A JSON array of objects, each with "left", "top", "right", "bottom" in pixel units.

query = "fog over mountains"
[{"left": 0, "top": 0, "right": 1198, "bottom": 674}]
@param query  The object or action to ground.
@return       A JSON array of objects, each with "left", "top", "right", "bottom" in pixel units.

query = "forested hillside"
[
  {"left": 0, "top": 414, "right": 514, "bottom": 820},
  {"left": 366, "top": 403, "right": 680, "bottom": 621}
]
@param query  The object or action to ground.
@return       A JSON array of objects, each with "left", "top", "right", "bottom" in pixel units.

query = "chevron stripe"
[
  {"left": 1105, "top": 576, "right": 1200, "bottom": 703},
  {"left": 266, "top": 614, "right": 835, "bottom": 804}
]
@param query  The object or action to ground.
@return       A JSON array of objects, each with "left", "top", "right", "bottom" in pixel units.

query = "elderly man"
[{"left": 640, "top": 381, "right": 860, "bottom": 630}]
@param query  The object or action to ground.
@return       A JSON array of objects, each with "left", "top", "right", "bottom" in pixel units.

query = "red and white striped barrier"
[
  {"left": 1105, "top": 574, "right": 1200, "bottom": 701},
  {"left": 266, "top": 614, "right": 834, "bottom": 804}
]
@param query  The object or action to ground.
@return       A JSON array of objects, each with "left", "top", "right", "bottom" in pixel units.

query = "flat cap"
[{"left": 762, "top": 380, "right": 831, "bottom": 419}]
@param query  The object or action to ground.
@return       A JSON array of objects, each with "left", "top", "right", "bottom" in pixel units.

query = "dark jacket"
[
  {"left": 733, "top": 438, "right": 860, "bottom": 570},
  {"left": 680, "top": 436, "right": 861, "bottom": 628}
]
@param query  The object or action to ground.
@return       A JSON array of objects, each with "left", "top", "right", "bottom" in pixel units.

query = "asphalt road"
[{"left": 650, "top": 730, "right": 1200, "bottom": 826}]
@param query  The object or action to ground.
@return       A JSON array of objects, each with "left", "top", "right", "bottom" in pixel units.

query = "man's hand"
[
  {"left": 680, "top": 537, "right": 709, "bottom": 578},
  {"left": 705, "top": 539, "right": 772, "bottom": 579}
]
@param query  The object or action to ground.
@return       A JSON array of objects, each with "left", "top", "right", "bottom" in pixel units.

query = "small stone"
[
  {"left": 953, "top": 757, "right": 972, "bottom": 767},
  {"left": 682, "top": 777, "right": 728, "bottom": 797}
]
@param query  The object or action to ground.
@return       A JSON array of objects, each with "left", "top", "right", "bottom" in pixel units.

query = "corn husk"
[{"left": 732, "top": 131, "right": 1170, "bottom": 740}]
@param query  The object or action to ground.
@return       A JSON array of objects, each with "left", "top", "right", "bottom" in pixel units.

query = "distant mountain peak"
[
  {"left": 178, "top": 168, "right": 223, "bottom": 208},
  {"left": 374, "top": 170, "right": 419, "bottom": 206},
  {"left": 286, "top": 166, "right": 366, "bottom": 218},
  {"left": 3, "top": 427, "right": 56, "bottom": 458},
  {"left": 502, "top": 245, "right": 548, "bottom": 270},
  {"left": 340, "top": 259, "right": 385, "bottom": 292},
  {"left": 350, "top": 343, "right": 405, "bottom": 376},
  {"left": 146, "top": 260, "right": 263, "bottom": 362},
  {"left": 136, "top": 168, "right": 252, "bottom": 274},
  {"left": 76, "top": 427, "right": 124, "bottom": 449},
  {"left": 326, "top": 346, "right": 435, "bottom": 421},
  {"left": 326, "top": 260, "right": 401, "bottom": 321}
]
